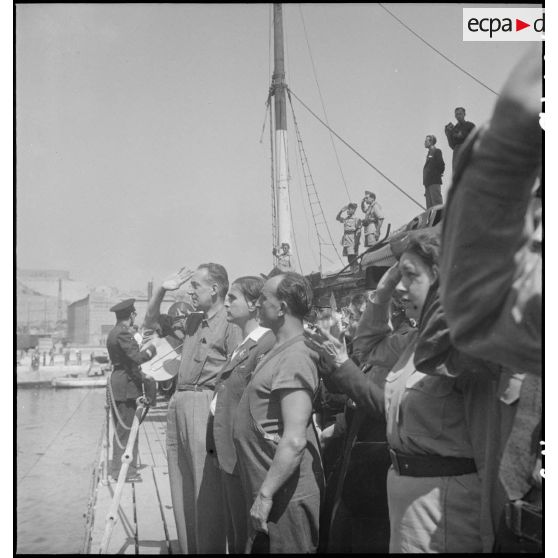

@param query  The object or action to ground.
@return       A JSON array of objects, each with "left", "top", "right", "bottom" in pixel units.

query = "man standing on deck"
[
  {"left": 232, "top": 272, "right": 324, "bottom": 553},
  {"left": 166, "top": 263, "right": 242, "bottom": 554},
  {"left": 272, "top": 242, "right": 294, "bottom": 272},
  {"left": 423, "top": 134, "right": 445, "bottom": 208},
  {"left": 336, "top": 203, "right": 362, "bottom": 271},
  {"left": 106, "top": 298, "right": 156, "bottom": 483},
  {"left": 360, "top": 191, "right": 384, "bottom": 246},
  {"left": 444, "top": 107, "right": 476, "bottom": 170}
]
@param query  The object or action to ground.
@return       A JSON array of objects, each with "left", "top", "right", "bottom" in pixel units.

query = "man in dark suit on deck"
[
  {"left": 423, "top": 134, "right": 445, "bottom": 208},
  {"left": 106, "top": 298, "right": 156, "bottom": 482}
]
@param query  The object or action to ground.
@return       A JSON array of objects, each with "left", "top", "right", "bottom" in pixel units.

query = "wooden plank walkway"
[{"left": 86, "top": 396, "right": 180, "bottom": 554}]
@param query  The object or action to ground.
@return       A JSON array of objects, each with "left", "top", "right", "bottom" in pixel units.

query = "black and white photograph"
[{"left": 15, "top": 3, "right": 544, "bottom": 554}]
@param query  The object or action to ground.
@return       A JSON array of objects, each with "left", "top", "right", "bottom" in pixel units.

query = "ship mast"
[{"left": 271, "top": 4, "right": 293, "bottom": 259}]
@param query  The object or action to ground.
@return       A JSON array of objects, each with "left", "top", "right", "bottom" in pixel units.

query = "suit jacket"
[
  {"left": 423, "top": 147, "right": 445, "bottom": 186},
  {"left": 445, "top": 120, "right": 476, "bottom": 149},
  {"left": 107, "top": 322, "right": 153, "bottom": 401},
  {"left": 212, "top": 330, "right": 276, "bottom": 474}
]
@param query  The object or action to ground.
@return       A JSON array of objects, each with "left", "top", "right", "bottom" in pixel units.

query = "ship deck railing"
[{"left": 84, "top": 395, "right": 180, "bottom": 554}]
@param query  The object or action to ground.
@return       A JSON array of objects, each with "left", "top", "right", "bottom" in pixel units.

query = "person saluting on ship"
[
  {"left": 106, "top": 298, "right": 157, "bottom": 483},
  {"left": 336, "top": 202, "right": 362, "bottom": 271}
]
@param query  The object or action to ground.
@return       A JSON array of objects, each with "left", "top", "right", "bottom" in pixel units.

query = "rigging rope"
[
  {"left": 288, "top": 189, "right": 305, "bottom": 275},
  {"left": 377, "top": 3, "right": 499, "bottom": 97},
  {"left": 288, "top": 87, "right": 425, "bottom": 210},
  {"left": 298, "top": 4, "right": 352, "bottom": 202},
  {"left": 288, "top": 89, "right": 344, "bottom": 268},
  {"left": 259, "top": 95, "right": 270, "bottom": 144},
  {"left": 291, "top": 134, "right": 322, "bottom": 271}
]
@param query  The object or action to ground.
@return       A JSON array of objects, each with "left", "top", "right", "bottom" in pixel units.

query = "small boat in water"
[{"left": 51, "top": 375, "right": 107, "bottom": 388}]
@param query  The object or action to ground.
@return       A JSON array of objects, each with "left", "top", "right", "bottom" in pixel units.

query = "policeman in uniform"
[{"left": 107, "top": 298, "right": 156, "bottom": 482}]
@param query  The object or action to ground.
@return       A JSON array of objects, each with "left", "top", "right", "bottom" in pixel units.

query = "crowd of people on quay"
[
  {"left": 18, "top": 345, "right": 95, "bottom": 370},
  {"left": 105, "top": 48, "right": 542, "bottom": 553}
]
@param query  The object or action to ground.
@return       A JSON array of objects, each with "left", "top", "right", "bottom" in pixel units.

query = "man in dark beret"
[{"left": 107, "top": 298, "right": 157, "bottom": 482}]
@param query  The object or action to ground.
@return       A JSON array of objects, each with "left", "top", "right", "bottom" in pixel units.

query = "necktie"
[{"left": 200, "top": 317, "right": 209, "bottom": 344}]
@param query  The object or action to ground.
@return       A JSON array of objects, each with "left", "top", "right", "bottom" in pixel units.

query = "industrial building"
[
  {"left": 18, "top": 268, "right": 189, "bottom": 346},
  {"left": 17, "top": 268, "right": 89, "bottom": 333},
  {"left": 67, "top": 287, "right": 183, "bottom": 346}
]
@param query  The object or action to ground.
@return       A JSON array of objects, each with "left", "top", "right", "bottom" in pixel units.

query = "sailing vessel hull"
[{"left": 51, "top": 376, "right": 108, "bottom": 388}]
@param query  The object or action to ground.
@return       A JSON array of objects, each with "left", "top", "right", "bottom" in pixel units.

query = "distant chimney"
[
  {"left": 57, "top": 278, "right": 63, "bottom": 323},
  {"left": 147, "top": 280, "right": 153, "bottom": 300}
]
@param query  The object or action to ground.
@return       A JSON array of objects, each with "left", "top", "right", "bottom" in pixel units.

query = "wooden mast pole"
[{"left": 272, "top": 4, "right": 293, "bottom": 259}]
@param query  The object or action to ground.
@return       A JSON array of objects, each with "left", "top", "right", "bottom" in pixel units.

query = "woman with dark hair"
[
  {"left": 307, "top": 231, "right": 496, "bottom": 553},
  {"left": 210, "top": 276, "right": 276, "bottom": 553}
]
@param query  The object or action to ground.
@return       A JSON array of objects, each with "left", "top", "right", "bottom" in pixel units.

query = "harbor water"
[{"left": 17, "top": 387, "right": 107, "bottom": 554}]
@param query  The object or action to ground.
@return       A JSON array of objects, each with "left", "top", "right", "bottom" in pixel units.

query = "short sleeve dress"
[{"left": 232, "top": 334, "right": 324, "bottom": 553}]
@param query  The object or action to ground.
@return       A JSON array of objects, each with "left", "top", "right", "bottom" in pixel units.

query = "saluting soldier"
[
  {"left": 107, "top": 298, "right": 157, "bottom": 483},
  {"left": 336, "top": 203, "right": 362, "bottom": 271}
]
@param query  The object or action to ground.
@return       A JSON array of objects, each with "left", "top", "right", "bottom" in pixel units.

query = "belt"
[
  {"left": 389, "top": 448, "right": 477, "bottom": 477},
  {"left": 504, "top": 500, "right": 542, "bottom": 545},
  {"left": 177, "top": 384, "right": 214, "bottom": 392}
]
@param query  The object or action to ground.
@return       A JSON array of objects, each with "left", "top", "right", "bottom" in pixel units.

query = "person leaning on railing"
[{"left": 306, "top": 231, "right": 498, "bottom": 553}]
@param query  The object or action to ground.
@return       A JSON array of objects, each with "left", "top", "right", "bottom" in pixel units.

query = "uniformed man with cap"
[{"left": 107, "top": 298, "right": 157, "bottom": 482}]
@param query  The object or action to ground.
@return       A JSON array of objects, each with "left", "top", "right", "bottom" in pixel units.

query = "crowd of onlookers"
[
  {"left": 107, "top": 46, "right": 542, "bottom": 553},
  {"left": 18, "top": 346, "right": 95, "bottom": 370}
]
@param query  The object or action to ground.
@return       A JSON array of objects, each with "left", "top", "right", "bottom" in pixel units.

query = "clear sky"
[{"left": 16, "top": 3, "right": 536, "bottom": 291}]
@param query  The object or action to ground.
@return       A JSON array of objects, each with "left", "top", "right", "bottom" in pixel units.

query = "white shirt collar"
[
  {"left": 231, "top": 326, "right": 269, "bottom": 359},
  {"left": 245, "top": 326, "right": 269, "bottom": 343}
]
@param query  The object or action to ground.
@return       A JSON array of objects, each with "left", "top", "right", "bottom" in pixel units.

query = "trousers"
[
  {"left": 166, "top": 390, "right": 226, "bottom": 554},
  {"left": 111, "top": 399, "right": 139, "bottom": 477},
  {"left": 425, "top": 184, "right": 443, "bottom": 208},
  {"left": 221, "top": 470, "right": 249, "bottom": 554},
  {"left": 387, "top": 467, "right": 483, "bottom": 553}
]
